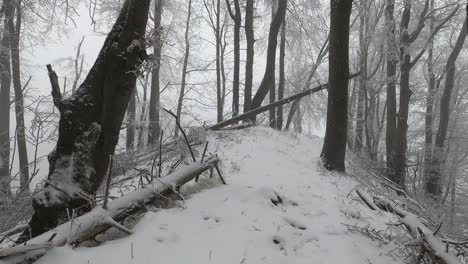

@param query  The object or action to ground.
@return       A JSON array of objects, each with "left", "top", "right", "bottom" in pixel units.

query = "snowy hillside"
[{"left": 33, "top": 127, "right": 403, "bottom": 264}]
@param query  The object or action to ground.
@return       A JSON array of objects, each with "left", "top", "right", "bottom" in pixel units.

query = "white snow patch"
[{"left": 35, "top": 127, "right": 403, "bottom": 264}]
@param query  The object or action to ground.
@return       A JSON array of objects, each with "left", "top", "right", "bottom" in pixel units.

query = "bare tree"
[
  {"left": 9, "top": 1, "right": 29, "bottom": 191},
  {"left": 276, "top": 20, "right": 286, "bottom": 130},
  {"left": 321, "top": 0, "right": 353, "bottom": 171},
  {"left": 250, "top": 0, "right": 287, "bottom": 113},
  {"left": 175, "top": 0, "right": 193, "bottom": 138},
  {"left": 19, "top": 0, "right": 151, "bottom": 241},
  {"left": 148, "top": 0, "right": 163, "bottom": 145},
  {"left": 225, "top": 0, "right": 241, "bottom": 118},
  {"left": 0, "top": 0, "right": 15, "bottom": 199},
  {"left": 427, "top": 19, "right": 467, "bottom": 198},
  {"left": 244, "top": 0, "right": 254, "bottom": 113}
]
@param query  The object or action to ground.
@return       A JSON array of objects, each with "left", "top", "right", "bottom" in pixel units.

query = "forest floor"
[{"left": 35, "top": 127, "right": 406, "bottom": 264}]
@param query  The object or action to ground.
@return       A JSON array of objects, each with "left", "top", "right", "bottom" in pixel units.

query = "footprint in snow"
[
  {"left": 284, "top": 217, "right": 307, "bottom": 230},
  {"left": 272, "top": 235, "right": 288, "bottom": 256}
]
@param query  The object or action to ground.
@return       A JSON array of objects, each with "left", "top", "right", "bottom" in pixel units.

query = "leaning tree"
[{"left": 19, "top": 0, "right": 151, "bottom": 242}]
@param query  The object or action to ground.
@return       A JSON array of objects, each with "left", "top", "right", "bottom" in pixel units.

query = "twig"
[
  {"left": 196, "top": 141, "right": 209, "bottom": 182},
  {"left": 164, "top": 108, "right": 196, "bottom": 162},
  {"left": 214, "top": 164, "right": 226, "bottom": 184}
]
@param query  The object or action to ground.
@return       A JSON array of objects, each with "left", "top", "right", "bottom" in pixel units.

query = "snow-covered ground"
[{"left": 35, "top": 127, "right": 403, "bottom": 264}]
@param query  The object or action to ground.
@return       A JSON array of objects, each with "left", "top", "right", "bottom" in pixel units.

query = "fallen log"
[
  {"left": 0, "top": 155, "right": 219, "bottom": 262},
  {"left": 207, "top": 72, "right": 359, "bottom": 131},
  {"left": 374, "top": 196, "right": 461, "bottom": 264},
  {"left": 207, "top": 84, "right": 328, "bottom": 130}
]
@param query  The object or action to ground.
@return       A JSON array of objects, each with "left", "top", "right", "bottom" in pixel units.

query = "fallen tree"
[
  {"left": 0, "top": 155, "right": 219, "bottom": 262},
  {"left": 373, "top": 196, "right": 461, "bottom": 264},
  {"left": 208, "top": 73, "right": 359, "bottom": 131}
]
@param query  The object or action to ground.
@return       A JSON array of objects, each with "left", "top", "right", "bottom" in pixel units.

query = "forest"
[{"left": 0, "top": 0, "right": 467, "bottom": 263}]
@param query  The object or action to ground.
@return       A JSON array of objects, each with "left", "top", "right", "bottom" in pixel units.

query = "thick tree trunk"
[
  {"left": 175, "top": 0, "right": 192, "bottom": 138},
  {"left": 244, "top": 0, "right": 254, "bottom": 114},
  {"left": 0, "top": 0, "right": 14, "bottom": 199},
  {"left": 427, "top": 20, "right": 467, "bottom": 198},
  {"left": 126, "top": 90, "right": 136, "bottom": 149},
  {"left": 385, "top": 0, "right": 397, "bottom": 181},
  {"left": 250, "top": 0, "right": 287, "bottom": 111},
  {"left": 276, "top": 20, "right": 286, "bottom": 130},
  {"left": 148, "top": 0, "right": 163, "bottom": 145},
  {"left": 19, "top": 0, "right": 150, "bottom": 242},
  {"left": 9, "top": 3, "right": 29, "bottom": 191},
  {"left": 321, "top": 0, "right": 352, "bottom": 171},
  {"left": 225, "top": 0, "right": 241, "bottom": 118}
]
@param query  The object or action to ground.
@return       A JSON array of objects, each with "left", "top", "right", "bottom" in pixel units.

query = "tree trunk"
[
  {"left": 148, "top": 0, "right": 163, "bottom": 145},
  {"left": 276, "top": 20, "right": 286, "bottom": 130},
  {"left": 216, "top": 0, "right": 223, "bottom": 122},
  {"left": 0, "top": 0, "right": 14, "bottom": 199},
  {"left": 225, "top": 0, "right": 241, "bottom": 118},
  {"left": 427, "top": 20, "right": 467, "bottom": 198},
  {"left": 9, "top": 2, "right": 29, "bottom": 191},
  {"left": 321, "top": 0, "right": 352, "bottom": 172},
  {"left": 244, "top": 0, "right": 254, "bottom": 114},
  {"left": 423, "top": 0, "right": 435, "bottom": 181},
  {"left": 126, "top": 90, "right": 136, "bottom": 149},
  {"left": 19, "top": 0, "right": 150, "bottom": 242},
  {"left": 250, "top": 0, "right": 287, "bottom": 111},
  {"left": 354, "top": 0, "right": 368, "bottom": 152},
  {"left": 137, "top": 74, "right": 149, "bottom": 147},
  {"left": 175, "top": 0, "right": 192, "bottom": 138},
  {"left": 385, "top": 0, "right": 397, "bottom": 181}
]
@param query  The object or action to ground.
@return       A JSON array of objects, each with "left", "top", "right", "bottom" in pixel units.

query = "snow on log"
[
  {"left": 0, "top": 155, "right": 219, "bottom": 262},
  {"left": 374, "top": 196, "right": 461, "bottom": 264}
]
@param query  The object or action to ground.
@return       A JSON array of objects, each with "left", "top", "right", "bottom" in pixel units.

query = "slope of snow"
[{"left": 35, "top": 127, "right": 403, "bottom": 264}]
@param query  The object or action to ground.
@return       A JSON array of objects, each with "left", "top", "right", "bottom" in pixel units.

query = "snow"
[{"left": 30, "top": 127, "right": 402, "bottom": 264}]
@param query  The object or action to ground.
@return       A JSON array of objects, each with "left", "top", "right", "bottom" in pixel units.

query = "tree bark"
[
  {"left": 321, "top": 0, "right": 352, "bottom": 172},
  {"left": 427, "top": 20, "right": 467, "bottom": 198},
  {"left": 126, "top": 90, "right": 136, "bottom": 149},
  {"left": 9, "top": 2, "right": 29, "bottom": 191},
  {"left": 244, "top": 0, "right": 254, "bottom": 114},
  {"left": 423, "top": 0, "right": 435, "bottom": 182},
  {"left": 216, "top": 0, "right": 223, "bottom": 122},
  {"left": 354, "top": 0, "right": 368, "bottom": 152},
  {"left": 250, "top": 0, "right": 287, "bottom": 112},
  {"left": 175, "top": 0, "right": 192, "bottom": 138},
  {"left": 225, "top": 0, "right": 241, "bottom": 118},
  {"left": 276, "top": 20, "right": 286, "bottom": 130},
  {"left": 0, "top": 0, "right": 14, "bottom": 199},
  {"left": 19, "top": 0, "right": 151, "bottom": 242},
  {"left": 385, "top": 0, "right": 397, "bottom": 181},
  {"left": 148, "top": 0, "right": 163, "bottom": 145}
]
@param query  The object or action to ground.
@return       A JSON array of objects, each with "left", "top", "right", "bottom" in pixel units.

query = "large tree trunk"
[
  {"left": 385, "top": 0, "right": 397, "bottom": 181},
  {"left": 175, "top": 0, "right": 192, "bottom": 138},
  {"left": 321, "top": 0, "right": 352, "bottom": 172},
  {"left": 0, "top": 0, "right": 14, "bottom": 199},
  {"left": 225, "top": 0, "right": 241, "bottom": 118},
  {"left": 276, "top": 20, "right": 286, "bottom": 130},
  {"left": 9, "top": 2, "right": 29, "bottom": 191},
  {"left": 427, "top": 20, "right": 467, "bottom": 198},
  {"left": 19, "top": 0, "right": 150, "bottom": 242},
  {"left": 148, "top": 0, "right": 163, "bottom": 145},
  {"left": 244, "top": 0, "right": 254, "bottom": 114},
  {"left": 250, "top": 0, "right": 287, "bottom": 111}
]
